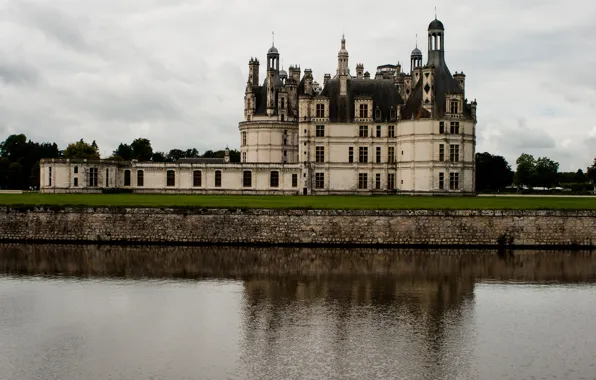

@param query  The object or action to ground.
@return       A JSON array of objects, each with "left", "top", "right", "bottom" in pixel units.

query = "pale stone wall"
[{"left": 1, "top": 208, "right": 595, "bottom": 247}]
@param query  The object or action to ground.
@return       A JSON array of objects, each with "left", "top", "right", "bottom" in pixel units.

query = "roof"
[
  {"left": 179, "top": 158, "right": 225, "bottom": 164},
  {"left": 268, "top": 46, "right": 279, "bottom": 54},
  {"left": 411, "top": 47, "right": 422, "bottom": 56},
  {"left": 319, "top": 78, "right": 404, "bottom": 123},
  {"left": 429, "top": 18, "right": 444, "bottom": 30}
]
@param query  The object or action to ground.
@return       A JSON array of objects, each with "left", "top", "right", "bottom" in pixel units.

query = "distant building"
[{"left": 41, "top": 17, "right": 477, "bottom": 195}]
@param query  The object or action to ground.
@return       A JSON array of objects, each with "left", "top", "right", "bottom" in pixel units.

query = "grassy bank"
[{"left": 0, "top": 193, "right": 595, "bottom": 210}]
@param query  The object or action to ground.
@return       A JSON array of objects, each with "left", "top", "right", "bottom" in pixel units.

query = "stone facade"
[
  {"left": 39, "top": 17, "right": 477, "bottom": 196},
  {"left": 1, "top": 208, "right": 595, "bottom": 247}
]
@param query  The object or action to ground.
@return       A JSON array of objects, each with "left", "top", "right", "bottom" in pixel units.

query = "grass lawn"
[{"left": 0, "top": 193, "right": 594, "bottom": 210}]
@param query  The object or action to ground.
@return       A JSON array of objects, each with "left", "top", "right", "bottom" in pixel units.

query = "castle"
[{"left": 40, "top": 17, "right": 477, "bottom": 195}]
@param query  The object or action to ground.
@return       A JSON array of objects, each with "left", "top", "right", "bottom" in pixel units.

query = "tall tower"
[
  {"left": 266, "top": 43, "right": 279, "bottom": 117},
  {"left": 248, "top": 58, "right": 260, "bottom": 86},
  {"left": 427, "top": 17, "right": 445, "bottom": 67},
  {"left": 337, "top": 35, "right": 349, "bottom": 96}
]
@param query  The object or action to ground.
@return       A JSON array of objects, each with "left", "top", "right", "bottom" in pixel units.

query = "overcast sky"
[{"left": 0, "top": 0, "right": 595, "bottom": 170}]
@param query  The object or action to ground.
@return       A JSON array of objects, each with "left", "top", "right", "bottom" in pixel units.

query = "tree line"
[{"left": 1, "top": 133, "right": 595, "bottom": 191}]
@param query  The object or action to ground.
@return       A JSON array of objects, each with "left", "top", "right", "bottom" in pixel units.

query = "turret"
[
  {"left": 427, "top": 17, "right": 445, "bottom": 67},
  {"left": 453, "top": 71, "right": 466, "bottom": 97},
  {"left": 304, "top": 69, "right": 313, "bottom": 96},
  {"left": 356, "top": 63, "right": 364, "bottom": 79},
  {"left": 364, "top": 71, "right": 370, "bottom": 79},
  {"left": 248, "top": 58, "right": 260, "bottom": 86},
  {"left": 323, "top": 73, "right": 331, "bottom": 87},
  {"left": 224, "top": 147, "right": 230, "bottom": 163},
  {"left": 289, "top": 65, "right": 301, "bottom": 83},
  {"left": 337, "top": 34, "right": 349, "bottom": 77}
]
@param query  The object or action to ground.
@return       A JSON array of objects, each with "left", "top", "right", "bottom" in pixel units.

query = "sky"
[{"left": 0, "top": 0, "right": 595, "bottom": 171}]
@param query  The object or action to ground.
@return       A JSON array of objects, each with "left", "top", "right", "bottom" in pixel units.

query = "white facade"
[{"left": 40, "top": 17, "right": 477, "bottom": 196}]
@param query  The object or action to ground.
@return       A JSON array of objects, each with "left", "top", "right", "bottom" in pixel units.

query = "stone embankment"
[{"left": 0, "top": 207, "right": 595, "bottom": 248}]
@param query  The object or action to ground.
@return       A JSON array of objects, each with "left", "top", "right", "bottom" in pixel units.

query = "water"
[{"left": 1, "top": 245, "right": 595, "bottom": 380}]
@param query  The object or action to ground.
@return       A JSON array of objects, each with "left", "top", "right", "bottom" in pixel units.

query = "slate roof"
[{"left": 179, "top": 158, "right": 225, "bottom": 164}]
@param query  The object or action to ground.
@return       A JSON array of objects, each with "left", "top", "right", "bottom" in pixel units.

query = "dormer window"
[
  {"left": 375, "top": 107, "right": 381, "bottom": 121},
  {"left": 390, "top": 107, "right": 396, "bottom": 120},
  {"left": 359, "top": 104, "right": 368, "bottom": 118},
  {"left": 450, "top": 100, "right": 459, "bottom": 114}
]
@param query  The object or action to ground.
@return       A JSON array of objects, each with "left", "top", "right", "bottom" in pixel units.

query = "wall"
[{"left": 1, "top": 208, "right": 594, "bottom": 247}]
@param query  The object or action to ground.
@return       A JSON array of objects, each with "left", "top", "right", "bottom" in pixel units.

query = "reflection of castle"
[{"left": 40, "top": 17, "right": 477, "bottom": 195}]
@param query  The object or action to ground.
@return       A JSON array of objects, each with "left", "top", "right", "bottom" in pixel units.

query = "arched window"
[
  {"left": 124, "top": 170, "right": 131, "bottom": 186},
  {"left": 166, "top": 170, "right": 175, "bottom": 187},
  {"left": 375, "top": 108, "right": 382, "bottom": 121},
  {"left": 137, "top": 170, "right": 144, "bottom": 186}
]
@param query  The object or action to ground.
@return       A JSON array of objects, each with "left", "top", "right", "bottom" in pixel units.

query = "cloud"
[{"left": 0, "top": 0, "right": 594, "bottom": 169}]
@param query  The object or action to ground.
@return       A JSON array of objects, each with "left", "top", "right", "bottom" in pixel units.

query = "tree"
[
  {"left": 534, "top": 157, "right": 559, "bottom": 188},
  {"left": 514, "top": 153, "right": 536, "bottom": 188},
  {"left": 588, "top": 159, "right": 596, "bottom": 183},
  {"left": 574, "top": 169, "right": 588, "bottom": 183},
  {"left": 112, "top": 143, "right": 133, "bottom": 160},
  {"left": 475, "top": 152, "right": 514, "bottom": 192},
  {"left": 0, "top": 134, "right": 28, "bottom": 161},
  {"left": 184, "top": 148, "right": 200, "bottom": 158},
  {"left": 131, "top": 138, "right": 153, "bottom": 161},
  {"left": 151, "top": 151, "right": 168, "bottom": 162},
  {"left": 167, "top": 149, "right": 186, "bottom": 162},
  {"left": 63, "top": 139, "right": 100, "bottom": 160},
  {"left": 7, "top": 162, "right": 24, "bottom": 189}
]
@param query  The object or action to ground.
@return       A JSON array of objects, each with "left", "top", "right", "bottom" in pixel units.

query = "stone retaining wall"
[{"left": 0, "top": 207, "right": 595, "bottom": 247}]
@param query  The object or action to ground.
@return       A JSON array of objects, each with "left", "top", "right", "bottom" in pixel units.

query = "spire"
[
  {"left": 416, "top": 33, "right": 418, "bottom": 48},
  {"left": 272, "top": 31, "right": 275, "bottom": 47},
  {"left": 435, "top": 6, "right": 437, "bottom": 19},
  {"left": 341, "top": 33, "right": 345, "bottom": 49}
]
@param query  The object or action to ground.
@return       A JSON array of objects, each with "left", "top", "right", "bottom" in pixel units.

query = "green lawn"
[{"left": 0, "top": 193, "right": 594, "bottom": 210}]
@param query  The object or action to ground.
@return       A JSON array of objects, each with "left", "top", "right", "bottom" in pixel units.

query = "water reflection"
[{"left": 0, "top": 245, "right": 595, "bottom": 380}]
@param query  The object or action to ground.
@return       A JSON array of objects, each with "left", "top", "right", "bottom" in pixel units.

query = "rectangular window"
[
  {"left": 439, "top": 121, "right": 445, "bottom": 134},
  {"left": 241, "top": 131, "right": 247, "bottom": 146},
  {"left": 292, "top": 174, "right": 298, "bottom": 187},
  {"left": 439, "top": 144, "right": 445, "bottom": 162},
  {"left": 105, "top": 169, "right": 108, "bottom": 187},
  {"left": 137, "top": 170, "right": 144, "bottom": 187},
  {"left": 450, "top": 100, "right": 459, "bottom": 114},
  {"left": 193, "top": 170, "right": 202, "bottom": 187},
  {"left": 450, "top": 121, "right": 460, "bottom": 134},
  {"left": 359, "top": 125, "right": 368, "bottom": 137},
  {"left": 450, "top": 172, "right": 459, "bottom": 190},
  {"left": 280, "top": 114, "right": 285, "bottom": 121},
  {"left": 388, "top": 173, "right": 395, "bottom": 190},
  {"left": 348, "top": 147, "right": 354, "bottom": 163},
  {"left": 243, "top": 171, "right": 252, "bottom": 187},
  {"left": 88, "top": 168, "right": 98, "bottom": 187},
  {"left": 388, "top": 125, "right": 395, "bottom": 138},
  {"left": 48, "top": 167, "right": 52, "bottom": 186},
  {"left": 73, "top": 177, "right": 78, "bottom": 187},
  {"left": 376, "top": 147, "right": 381, "bottom": 163},
  {"left": 375, "top": 173, "right": 381, "bottom": 189},
  {"left": 74, "top": 166, "right": 78, "bottom": 174},
  {"left": 376, "top": 125, "right": 381, "bottom": 137},
  {"left": 439, "top": 172, "right": 444, "bottom": 190},
  {"left": 124, "top": 170, "right": 131, "bottom": 186},
  {"left": 281, "top": 97, "right": 285, "bottom": 109},
  {"left": 315, "top": 146, "right": 325, "bottom": 163},
  {"left": 215, "top": 170, "right": 222, "bottom": 187},
  {"left": 388, "top": 147, "right": 395, "bottom": 163},
  {"left": 270, "top": 171, "right": 279, "bottom": 187},
  {"left": 358, "top": 147, "right": 368, "bottom": 163},
  {"left": 359, "top": 104, "right": 368, "bottom": 118},
  {"left": 450, "top": 144, "right": 460, "bottom": 162},
  {"left": 358, "top": 173, "right": 368, "bottom": 189},
  {"left": 315, "top": 173, "right": 324, "bottom": 189},
  {"left": 166, "top": 170, "right": 175, "bottom": 187},
  {"left": 316, "top": 104, "right": 325, "bottom": 118},
  {"left": 242, "top": 152, "right": 246, "bottom": 162},
  {"left": 316, "top": 125, "right": 325, "bottom": 137}
]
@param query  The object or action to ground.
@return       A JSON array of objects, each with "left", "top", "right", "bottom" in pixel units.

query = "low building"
[{"left": 40, "top": 17, "right": 477, "bottom": 195}]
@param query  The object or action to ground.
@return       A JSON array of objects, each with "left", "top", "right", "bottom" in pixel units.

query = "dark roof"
[
  {"left": 253, "top": 74, "right": 306, "bottom": 117},
  {"left": 411, "top": 47, "right": 422, "bottom": 56},
  {"left": 179, "top": 158, "right": 225, "bottom": 164},
  {"left": 429, "top": 19, "right": 444, "bottom": 30},
  {"left": 319, "top": 78, "right": 404, "bottom": 123}
]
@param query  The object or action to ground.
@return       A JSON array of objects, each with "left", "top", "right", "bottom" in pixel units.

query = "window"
[
  {"left": 439, "top": 172, "right": 444, "bottom": 190},
  {"left": 242, "top": 152, "right": 247, "bottom": 162},
  {"left": 74, "top": 177, "right": 78, "bottom": 187},
  {"left": 242, "top": 131, "right": 247, "bottom": 146},
  {"left": 167, "top": 170, "right": 175, "bottom": 186},
  {"left": 281, "top": 97, "right": 285, "bottom": 109},
  {"left": 439, "top": 121, "right": 445, "bottom": 134},
  {"left": 358, "top": 173, "right": 368, "bottom": 189},
  {"left": 375, "top": 108, "right": 381, "bottom": 120},
  {"left": 316, "top": 104, "right": 325, "bottom": 118},
  {"left": 292, "top": 174, "right": 298, "bottom": 187},
  {"left": 376, "top": 147, "right": 381, "bottom": 163},
  {"left": 375, "top": 173, "right": 381, "bottom": 189},
  {"left": 388, "top": 147, "right": 395, "bottom": 163},
  {"left": 193, "top": 170, "right": 202, "bottom": 187},
  {"left": 73, "top": 166, "right": 78, "bottom": 174},
  {"left": 315, "top": 173, "right": 324, "bottom": 189},
  {"left": 124, "top": 170, "right": 131, "bottom": 186},
  {"left": 137, "top": 170, "right": 144, "bottom": 187},
  {"left": 388, "top": 173, "right": 395, "bottom": 190},
  {"left": 242, "top": 171, "right": 252, "bottom": 187},
  {"left": 450, "top": 121, "right": 460, "bottom": 134},
  {"left": 88, "top": 168, "right": 98, "bottom": 187},
  {"left": 388, "top": 125, "right": 395, "bottom": 138},
  {"left": 270, "top": 171, "right": 279, "bottom": 187},
  {"left": 280, "top": 114, "right": 285, "bottom": 121},
  {"left": 450, "top": 100, "right": 459, "bottom": 114},
  {"left": 359, "top": 103, "right": 368, "bottom": 118},
  {"left": 439, "top": 144, "right": 445, "bottom": 161},
  {"left": 450, "top": 172, "right": 459, "bottom": 190},
  {"left": 390, "top": 108, "right": 396, "bottom": 120},
  {"left": 376, "top": 125, "right": 381, "bottom": 137},
  {"left": 283, "top": 137, "right": 287, "bottom": 145},
  {"left": 48, "top": 167, "right": 52, "bottom": 186},
  {"left": 215, "top": 170, "right": 222, "bottom": 187},
  {"left": 105, "top": 169, "right": 109, "bottom": 187},
  {"left": 316, "top": 146, "right": 325, "bottom": 163},
  {"left": 450, "top": 144, "right": 460, "bottom": 162},
  {"left": 348, "top": 147, "right": 354, "bottom": 163},
  {"left": 359, "top": 125, "right": 368, "bottom": 137},
  {"left": 316, "top": 125, "right": 325, "bottom": 137},
  {"left": 359, "top": 147, "right": 368, "bottom": 163}
]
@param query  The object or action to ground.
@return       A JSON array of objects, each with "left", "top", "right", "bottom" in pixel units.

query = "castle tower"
[
  {"left": 411, "top": 37, "right": 423, "bottom": 87},
  {"left": 453, "top": 71, "right": 466, "bottom": 97},
  {"left": 337, "top": 35, "right": 349, "bottom": 96},
  {"left": 266, "top": 43, "right": 279, "bottom": 117},
  {"left": 427, "top": 17, "right": 445, "bottom": 67},
  {"left": 248, "top": 58, "right": 260, "bottom": 86}
]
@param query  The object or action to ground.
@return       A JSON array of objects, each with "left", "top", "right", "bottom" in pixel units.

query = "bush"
[{"left": 102, "top": 188, "right": 133, "bottom": 194}]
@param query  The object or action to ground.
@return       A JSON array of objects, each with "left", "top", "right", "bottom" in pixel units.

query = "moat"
[{"left": 1, "top": 245, "right": 595, "bottom": 380}]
